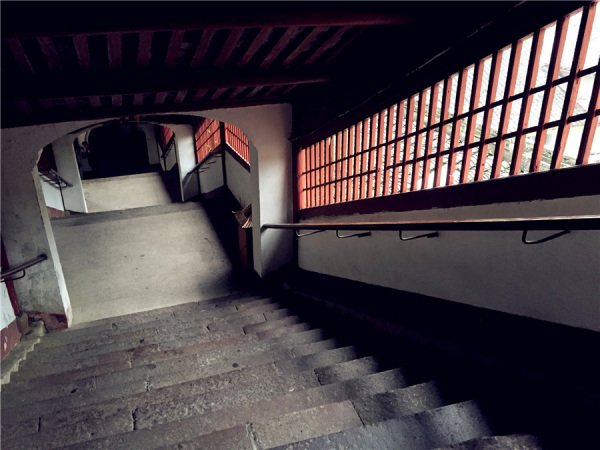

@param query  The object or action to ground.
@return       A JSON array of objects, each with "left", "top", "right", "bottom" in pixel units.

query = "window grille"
[
  {"left": 194, "top": 118, "right": 221, "bottom": 162},
  {"left": 224, "top": 123, "right": 250, "bottom": 165},
  {"left": 297, "top": 4, "right": 600, "bottom": 210}
]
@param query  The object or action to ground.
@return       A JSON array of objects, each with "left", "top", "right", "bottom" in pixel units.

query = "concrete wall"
[
  {"left": 52, "top": 135, "right": 87, "bottom": 213},
  {"left": 224, "top": 151, "right": 252, "bottom": 208},
  {"left": 140, "top": 123, "right": 161, "bottom": 165},
  {"left": 0, "top": 121, "right": 101, "bottom": 328},
  {"left": 196, "top": 153, "right": 224, "bottom": 196},
  {"left": 194, "top": 104, "right": 293, "bottom": 277},
  {"left": 297, "top": 195, "right": 600, "bottom": 331},
  {"left": 171, "top": 124, "right": 197, "bottom": 201}
]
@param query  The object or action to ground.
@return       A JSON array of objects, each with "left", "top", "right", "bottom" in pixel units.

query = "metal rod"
[
  {"left": 336, "top": 230, "right": 371, "bottom": 239},
  {"left": 262, "top": 216, "right": 600, "bottom": 232},
  {"left": 1, "top": 253, "right": 48, "bottom": 282},
  {"left": 296, "top": 229, "right": 325, "bottom": 238},
  {"left": 521, "top": 230, "right": 570, "bottom": 245},
  {"left": 399, "top": 230, "right": 439, "bottom": 241}
]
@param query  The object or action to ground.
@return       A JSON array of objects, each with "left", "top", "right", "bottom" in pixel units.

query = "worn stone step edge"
[
  {"left": 2, "top": 332, "right": 337, "bottom": 411},
  {"left": 21, "top": 367, "right": 412, "bottom": 449},
  {"left": 38, "top": 295, "right": 273, "bottom": 348},
  {"left": 5, "top": 315, "right": 315, "bottom": 391},
  {"left": 268, "top": 400, "right": 493, "bottom": 450},
  {"left": 2, "top": 344, "right": 363, "bottom": 433},
  {"left": 12, "top": 312, "right": 301, "bottom": 381},
  {"left": 432, "top": 433, "right": 543, "bottom": 449},
  {"left": 5, "top": 321, "right": 315, "bottom": 395},
  {"left": 20, "top": 303, "right": 286, "bottom": 368},
  {"left": 36, "top": 297, "right": 277, "bottom": 352}
]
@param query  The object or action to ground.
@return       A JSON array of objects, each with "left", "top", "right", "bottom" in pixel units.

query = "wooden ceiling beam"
[
  {"left": 6, "top": 38, "right": 34, "bottom": 72},
  {"left": 108, "top": 33, "right": 123, "bottom": 69},
  {"left": 73, "top": 35, "right": 91, "bottom": 71},
  {"left": 5, "top": 68, "right": 330, "bottom": 102},
  {"left": 137, "top": 32, "right": 153, "bottom": 68},
  {"left": 165, "top": 30, "right": 185, "bottom": 67},
  {"left": 37, "top": 37, "right": 62, "bottom": 71},
  {"left": 214, "top": 29, "right": 245, "bottom": 68},
  {"left": 2, "top": 4, "right": 413, "bottom": 38}
]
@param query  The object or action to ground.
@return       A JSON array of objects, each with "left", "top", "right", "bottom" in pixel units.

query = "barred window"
[{"left": 297, "top": 4, "right": 600, "bottom": 210}]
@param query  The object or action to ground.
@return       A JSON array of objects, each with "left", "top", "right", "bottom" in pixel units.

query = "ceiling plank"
[
  {"left": 210, "top": 88, "right": 229, "bottom": 101},
  {"left": 215, "top": 28, "right": 245, "bottom": 68},
  {"left": 282, "top": 26, "right": 327, "bottom": 66},
  {"left": 37, "top": 37, "right": 62, "bottom": 71},
  {"left": 246, "top": 85, "right": 264, "bottom": 97},
  {"left": 40, "top": 99, "right": 54, "bottom": 110},
  {"left": 304, "top": 26, "right": 350, "bottom": 65},
  {"left": 190, "top": 30, "right": 215, "bottom": 67},
  {"left": 133, "top": 93, "right": 144, "bottom": 106},
  {"left": 6, "top": 38, "right": 34, "bottom": 72},
  {"left": 229, "top": 86, "right": 247, "bottom": 99},
  {"left": 155, "top": 92, "right": 167, "bottom": 104},
  {"left": 164, "top": 30, "right": 185, "bottom": 67},
  {"left": 5, "top": 68, "right": 330, "bottom": 101},
  {"left": 263, "top": 85, "right": 282, "bottom": 96},
  {"left": 65, "top": 98, "right": 77, "bottom": 110},
  {"left": 137, "top": 31, "right": 153, "bottom": 68},
  {"left": 73, "top": 35, "right": 91, "bottom": 71},
  {"left": 108, "top": 33, "right": 123, "bottom": 69},
  {"left": 112, "top": 95, "right": 122, "bottom": 108},
  {"left": 89, "top": 96, "right": 102, "bottom": 108},
  {"left": 238, "top": 27, "right": 272, "bottom": 67},
  {"left": 260, "top": 27, "right": 299, "bottom": 69},
  {"left": 192, "top": 89, "right": 207, "bottom": 102},
  {"left": 15, "top": 101, "right": 32, "bottom": 114},
  {"left": 174, "top": 90, "right": 187, "bottom": 103}
]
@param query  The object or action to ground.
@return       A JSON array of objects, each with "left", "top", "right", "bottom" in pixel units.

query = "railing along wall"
[
  {"left": 297, "top": 4, "right": 600, "bottom": 210},
  {"left": 263, "top": 215, "right": 600, "bottom": 245}
]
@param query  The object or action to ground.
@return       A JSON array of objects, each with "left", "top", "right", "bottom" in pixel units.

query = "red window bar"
[
  {"left": 194, "top": 118, "right": 221, "bottom": 163},
  {"left": 298, "top": 3, "right": 600, "bottom": 210},
  {"left": 224, "top": 123, "right": 250, "bottom": 165},
  {"left": 159, "top": 126, "right": 174, "bottom": 150}
]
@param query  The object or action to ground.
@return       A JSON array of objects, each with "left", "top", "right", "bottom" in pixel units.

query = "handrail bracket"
[
  {"left": 522, "top": 230, "right": 570, "bottom": 245},
  {"left": 336, "top": 230, "right": 371, "bottom": 239},
  {"left": 399, "top": 230, "right": 439, "bottom": 241},
  {"left": 296, "top": 229, "right": 325, "bottom": 238}
]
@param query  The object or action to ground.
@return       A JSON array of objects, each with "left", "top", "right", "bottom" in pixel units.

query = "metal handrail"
[
  {"left": 263, "top": 216, "right": 600, "bottom": 244},
  {"left": 1, "top": 254, "right": 48, "bottom": 283},
  {"left": 186, "top": 149, "right": 222, "bottom": 177},
  {"left": 263, "top": 216, "right": 600, "bottom": 231},
  {"left": 39, "top": 168, "right": 72, "bottom": 188}
]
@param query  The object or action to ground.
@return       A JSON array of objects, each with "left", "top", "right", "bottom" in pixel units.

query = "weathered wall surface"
[
  {"left": 298, "top": 195, "right": 600, "bottom": 331},
  {"left": 224, "top": 151, "right": 251, "bottom": 208}
]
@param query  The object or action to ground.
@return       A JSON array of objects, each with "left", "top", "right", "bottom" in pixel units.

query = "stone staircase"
[{"left": 1, "top": 291, "right": 541, "bottom": 449}]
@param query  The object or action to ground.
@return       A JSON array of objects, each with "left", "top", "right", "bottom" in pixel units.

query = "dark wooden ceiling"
[{"left": 1, "top": 1, "right": 586, "bottom": 131}]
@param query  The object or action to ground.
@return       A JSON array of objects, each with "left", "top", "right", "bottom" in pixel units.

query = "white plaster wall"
[
  {"left": 40, "top": 171, "right": 65, "bottom": 211},
  {"left": 171, "top": 124, "right": 197, "bottom": 201},
  {"left": 192, "top": 104, "right": 293, "bottom": 276},
  {"left": 225, "top": 151, "right": 252, "bottom": 208},
  {"left": 197, "top": 154, "right": 225, "bottom": 195},
  {"left": 52, "top": 135, "right": 87, "bottom": 213},
  {"left": 1, "top": 284, "right": 17, "bottom": 330},
  {"left": 140, "top": 123, "right": 161, "bottom": 165},
  {"left": 298, "top": 195, "right": 600, "bottom": 331}
]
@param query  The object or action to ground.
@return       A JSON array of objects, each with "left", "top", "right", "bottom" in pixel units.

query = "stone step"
[
  {"left": 19, "top": 302, "right": 284, "bottom": 370},
  {"left": 61, "top": 367, "right": 411, "bottom": 449},
  {"left": 5, "top": 321, "right": 316, "bottom": 394},
  {"left": 1, "top": 336, "right": 350, "bottom": 429},
  {"left": 433, "top": 433, "right": 543, "bottom": 449},
  {"left": 2, "top": 346, "right": 372, "bottom": 448},
  {"left": 35, "top": 295, "right": 272, "bottom": 349},
  {"left": 12, "top": 307, "right": 294, "bottom": 381},
  {"left": 268, "top": 400, "right": 493, "bottom": 450},
  {"left": 2, "top": 329, "right": 334, "bottom": 411}
]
